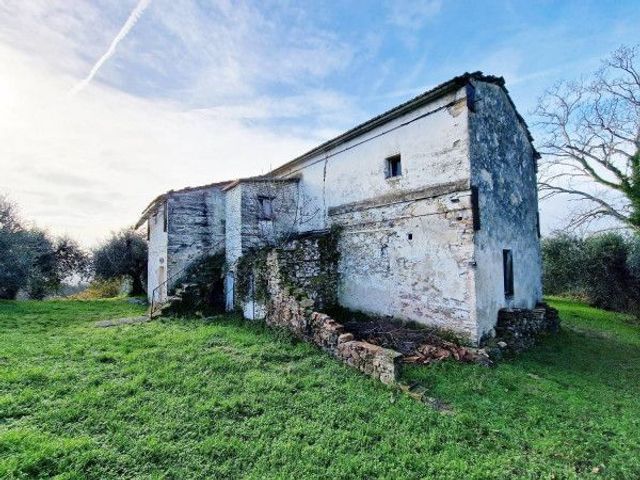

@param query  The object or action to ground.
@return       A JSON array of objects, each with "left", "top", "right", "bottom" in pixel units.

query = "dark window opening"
[
  {"left": 386, "top": 154, "right": 402, "bottom": 178},
  {"left": 407, "top": 233, "right": 413, "bottom": 240},
  {"left": 466, "top": 83, "right": 476, "bottom": 112},
  {"left": 163, "top": 202, "right": 168, "bottom": 232},
  {"left": 471, "top": 186, "right": 480, "bottom": 231},
  {"left": 258, "top": 196, "right": 274, "bottom": 220},
  {"left": 503, "top": 249, "right": 514, "bottom": 298}
]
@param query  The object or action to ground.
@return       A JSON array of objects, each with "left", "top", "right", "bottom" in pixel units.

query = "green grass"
[{"left": 0, "top": 298, "right": 639, "bottom": 479}]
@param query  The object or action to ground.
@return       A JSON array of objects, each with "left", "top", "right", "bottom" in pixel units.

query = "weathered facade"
[
  {"left": 136, "top": 182, "right": 227, "bottom": 304},
  {"left": 137, "top": 72, "right": 543, "bottom": 344}
]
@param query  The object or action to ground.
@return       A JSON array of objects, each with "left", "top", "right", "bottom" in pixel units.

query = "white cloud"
[
  {"left": 0, "top": 43, "right": 316, "bottom": 245},
  {"left": 387, "top": 0, "right": 442, "bottom": 29},
  {"left": 0, "top": 1, "right": 361, "bottom": 245}
]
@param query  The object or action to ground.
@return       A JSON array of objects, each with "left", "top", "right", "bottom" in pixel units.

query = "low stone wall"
[
  {"left": 265, "top": 249, "right": 402, "bottom": 385},
  {"left": 494, "top": 303, "right": 560, "bottom": 352}
]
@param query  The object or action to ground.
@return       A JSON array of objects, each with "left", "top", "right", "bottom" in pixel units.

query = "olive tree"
[
  {"left": 0, "top": 195, "right": 90, "bottom": 299},
  {"left": 93, "top": 228, "right": 147, "bottom": 295}
]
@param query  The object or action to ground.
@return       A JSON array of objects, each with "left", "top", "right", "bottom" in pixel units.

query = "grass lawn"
[{"left": 1, "top": 298, "right": 639, "bottom": 479}]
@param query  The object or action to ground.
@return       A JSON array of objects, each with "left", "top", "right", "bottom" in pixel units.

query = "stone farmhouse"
[{"left": 136, "top": 72, "right": 543, "bottom": 345}]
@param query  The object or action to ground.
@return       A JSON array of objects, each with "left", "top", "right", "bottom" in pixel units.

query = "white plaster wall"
[
  {"left": 275, "top": 87, "right": 471, "bottom": 232},
  {"left": 225, "top": 185, "right": 243, "bottom": 267},
  {"left": 332, "top": 192, "right": 477, "bottom": 340},
  {"left": 147, "top": 203, "right": 168, "bottom": 303},
  {"left": 271, "top": 86, "right": 479, "bottom": 339}
]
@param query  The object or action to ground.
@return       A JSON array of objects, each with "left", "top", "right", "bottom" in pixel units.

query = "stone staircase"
[{"left": 148, "top": 282, "right": 197, "bottom": 318}]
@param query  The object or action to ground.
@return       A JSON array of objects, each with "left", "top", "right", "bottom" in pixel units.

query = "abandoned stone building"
[{"left": 136, "top": 72, "right": 543, "bottom": 346}]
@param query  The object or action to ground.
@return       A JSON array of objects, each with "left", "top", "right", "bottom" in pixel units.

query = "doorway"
[
  {"left": 225, "top": 272, "right": 235, "bottom": 311},
  {"left": 157, "top": 265, "right": 167, "bottom": 303}
]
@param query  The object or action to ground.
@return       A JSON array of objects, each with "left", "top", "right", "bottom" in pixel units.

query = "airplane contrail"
[{"left": 69, "top": 0, "right": 152, "bottom": 95}]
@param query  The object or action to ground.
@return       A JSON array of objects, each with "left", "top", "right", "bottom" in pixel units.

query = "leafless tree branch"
[{"left": 535, "top": 44, "right": 640, "bottom": 232}]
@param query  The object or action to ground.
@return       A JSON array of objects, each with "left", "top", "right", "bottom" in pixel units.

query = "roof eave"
[
  {"left": 269, "top": 72, "right": 484, "bottom": 176},
  {"left": 135, "top": 180, "right": 232, "bottom": 229}
]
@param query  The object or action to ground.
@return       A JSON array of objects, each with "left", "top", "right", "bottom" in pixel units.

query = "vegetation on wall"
[
  {"left": 279, "top": 226, "right": 342, "bottom": 308},
  {"left": 236, "top": 226, "right": 342, "bottom": 309},
  {"left": 165, "top": 252, "right": 227, "bottom": 315},
  {"left": 235, "top": 247, "right": 270, "bottom": 304}
]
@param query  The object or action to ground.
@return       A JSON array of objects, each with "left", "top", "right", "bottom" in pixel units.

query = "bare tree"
[
  {"left": 0, "top": 194, "right": 23, "bottom": 234},
  {"left": 535, "top": 45, "right": 640, "bottom": 232}
]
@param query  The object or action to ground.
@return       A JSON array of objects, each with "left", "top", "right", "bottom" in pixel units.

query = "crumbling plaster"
[
  {"left": 469, "top": 81, "right": 543, "bottom": 339},
  {"left": 272, "top": 86, "right": 481, "bottom": 340},
  {"left": 146, "top": 203, "right": 168, "bottom": 302},
  {"left": 142, "top": 76, "right": 543, "bottom": 345}
]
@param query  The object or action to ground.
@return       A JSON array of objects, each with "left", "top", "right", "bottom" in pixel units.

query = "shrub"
[
  {"left": 626, "top": 236, "right": 640, "bottom": 316},
  {"left": 543, "top": 232, "right": 640, "bottom": 315},
  {"left": 582, "top": 233, "right": 632, "bottom": 312},
  {"left": 93, "top": 229, "right": 147, "bottom": 295},
  {"left": 627, "top": 236, "right": 640, "bottom": 280},
  {"left": 69, "top": 278, "right": 123, "bottom": 300},
  {"left": 541, "top": 234, "right": 586, "bottom": 296}
]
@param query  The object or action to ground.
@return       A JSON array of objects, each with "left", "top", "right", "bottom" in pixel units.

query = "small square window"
[
  {"left": 386, "top": 154, "right": 402, "bottom": 178},
  {"left": 258, "top": 197, "right": 274, "bottom": 220}
]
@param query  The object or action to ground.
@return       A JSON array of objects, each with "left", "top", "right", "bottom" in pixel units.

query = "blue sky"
[{"left": 0, "top": 0, "right": 638, "bottom": 243}]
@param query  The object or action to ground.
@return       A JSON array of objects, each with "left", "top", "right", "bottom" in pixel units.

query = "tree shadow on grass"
[{"left": 518, "top": 325, "right": 640, "bottom": 394}]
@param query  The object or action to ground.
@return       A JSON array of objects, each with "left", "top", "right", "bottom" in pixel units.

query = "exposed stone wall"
[
  {"left": 239, "top": 180, "right": 299, "bottom": 251},
  {"left": 237, "top": 231, "right": 338, "bottom": 318},
  {"left": 469, "top": 80, "right": 543, "bottom": 340},
  {"left": 167, "top": 187, "right": 226, "bottom": 287},
  {"left": 272, "top": 231, "right": 339, "bottom": 309},
  {"left": 493, "top": 304, "right": 560, "bottom": 352},
  {"left": 264, "top": 249, "right": 402, "bottom": 384},
  {"left": 255, "top": 236, "right": 402, "bottom": 384},
  {"left": 226, "top": 179, "right": 301, "bottom": 312}
]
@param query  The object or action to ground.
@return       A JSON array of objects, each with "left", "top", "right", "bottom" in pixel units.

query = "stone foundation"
[{"left": 493, "top": 303, "right": 560, "bottom": 352}]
